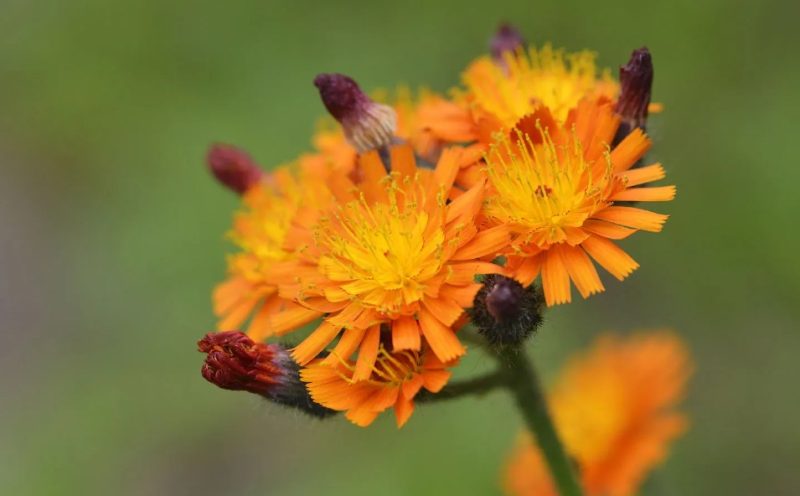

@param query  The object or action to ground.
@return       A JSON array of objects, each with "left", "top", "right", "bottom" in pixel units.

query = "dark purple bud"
[
  {"left": 616, "top": 47, "right": 653, "bottom": 129},
  {"left": 470, "top": 275, "right": 544, "bottom": 346},
  {"left": 207, "top": 144, "right": 264, "bottom": 195},
  {"left": 313, "top": 73, "right": 397, "bottom": 152},
  {"left": 490, "top": 23, "right": 526, "bottom": 65}
]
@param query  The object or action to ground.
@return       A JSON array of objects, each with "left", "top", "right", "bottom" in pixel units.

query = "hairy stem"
[
  {"left": 498, "top": 346, "right": 584, "bottom": 496},
  {"left": 417, "top": 370, "right": 505, "bottom": 403}
]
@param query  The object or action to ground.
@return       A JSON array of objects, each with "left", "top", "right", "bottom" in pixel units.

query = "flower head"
[
  {"left": 198, "top": 331, "right": 335, "bottom": 418},
  {"left": 616, "top": 47, "right": 654, "bottom": 130},
  {"left": 314, "top": 73, "right": 398, "bottom": 152},
  {"left": 465, "top": 43, "right": 618, "bottom": 127},
  {"left": 470, "top": 274, "right": 544, "bottom": 346},
  {"left": 504, "top": 331, "right": 693, "bottom": 496},
  {"left": 273, "top": 144, "right": 506, "bottom": 376},
  {"left": 207, "top": 143, "right": 265, "bottom": 195},
  {"left": 213, "top": 165, "right": 333, "bottom": 340},
  {"left": 490, "top": 23, "right": 526, "bottom": 66},
  {"left": 302, "top": 345, "right": 452, "bottom": 427},
  {"left": 484, "top": 98, "right": 675, "bottom": 305}
]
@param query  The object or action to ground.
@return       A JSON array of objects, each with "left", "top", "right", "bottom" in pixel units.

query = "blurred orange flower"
[{"left": 504, "top": 331, "right": 693, "bottom": 496}]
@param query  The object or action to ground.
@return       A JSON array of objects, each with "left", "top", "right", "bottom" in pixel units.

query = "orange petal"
[
  {"left": 390, "top": 144, "right": 417, "bottom": 178},
  {"left": 581, "top": 236, "right": 640, "bottom": 281},
  {"left": 511, "top": 256, "right": 543, "bottom": 286},
  {"left": 541, "top": 250, "right": 571, "bottom": 306},
  {"left": 401, "top": 374, "right": 425, "bottom": 400},
  {"left": 418, "top": 308, "right": 466, "bottom": 362},
  {"left": 353, "top": 325, "right": 381, "bottom": 381},
  {"left": 432, "top": 147, "right": 462, "bottom": 192},
  {"left": 445, "top": 181, "right": 484, "bottom": 225},
  {"left": 583, "top": 219, "right": 637, "bottom": 240},
  {"left": 358, "top": 151, "right": 389, "bottom": 203},
  {"left": 592, "top": 206, "right": 669, "bottom": 232},
  {"left": 323, "top": 326, "right": 367, "bottom": 365},
  {"left": 558, "top": 245, "right": 605, "bottom": 299},
  {"left": 439, "top": 283, "right": 482, "bottom": 309},
  {"left": 393, "top": 316, "right": 421, "bottom": 351},
  {"left": 246, "top": 295, "right": 284, "bottom": 341},
  {"left": 447, "top": 262, "right": 504, "bottom": 285},
  {"left": 345, "top": 407, "right": 380, "bottom": 427},
  {"left": 422, "top": 297, "right": 464, "bottom": 327},
  {"left": 612, "top": 185, "right": 676, "bottom": 202},
  {"left": 421, "top": 369, "right": 452, "bottom": 393},
  {"left": 270, "top": 305, "right": 323, "bottom": 335},
  {"left": 620, "top": 163, "right": 666, "bottom": 186},
  {"left": 610, "top": 128, "right": 652, "bottom": 172},
  {"left": 217, "top": 296, "right": 259, "bottom": 331},
  {"left": 451, "top": 225, "right": 510, "bottom": 260},
  {"left": 394, "top": 397, "right": 416, "bottom": 428},
  {"left": 292, "top": 320, "right": 341, "bottom": 365}
]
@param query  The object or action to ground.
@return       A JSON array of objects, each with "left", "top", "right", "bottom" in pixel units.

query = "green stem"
[
  {"left": 416, "top": 370, "right": 505, "bottom": 403},
  {"left": 498, "top": 346, "right": 584, "bottom": 496}
]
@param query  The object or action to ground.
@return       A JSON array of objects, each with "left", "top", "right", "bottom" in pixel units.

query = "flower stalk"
[{"left": 498, "top": 346, "right": 584, "bottom": 496}]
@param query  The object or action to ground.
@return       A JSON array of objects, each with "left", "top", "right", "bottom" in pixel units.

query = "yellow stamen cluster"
[{"left": 465, "top": 44, "right": 617, "bottom": 125}]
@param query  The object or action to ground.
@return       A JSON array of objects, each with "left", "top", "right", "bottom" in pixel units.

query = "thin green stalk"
[
  {"left": 498, "top": 346, "right": 584, "bottom": 496},
  {"left": 416, "top": 370, "right": 505, "bottom": 403}
]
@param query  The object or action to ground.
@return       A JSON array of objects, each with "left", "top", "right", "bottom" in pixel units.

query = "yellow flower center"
[
  {"left": 465, "top": 44, "right": 618, "bottom": 125},
  {"left": 317, "top": 175, "right": 448, "bottom": 314},
  {"left": 485, "top": 131, "right": 613, "bottom": 247}
]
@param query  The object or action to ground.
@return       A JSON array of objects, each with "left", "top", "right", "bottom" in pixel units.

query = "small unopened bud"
[
  {"left": 616, "top": 47, "right": 653, "bottom": 130},
  {"left": 198, "top": 331, "right": 334, "bottom": 418},
  {"left": 207, "top": 144, "right": 264, "bottom": 195},
  {"left": 470, "top": 275, "right": 544, "bottom": 346},
  {"left": 313, "top": 73, "right": 397, "bottom": 153},
  {"left": 490, "top": 23, "right": 526, "bottom": 66}
]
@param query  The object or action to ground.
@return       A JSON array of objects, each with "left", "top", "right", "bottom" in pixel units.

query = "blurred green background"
[{"left": 1, "top": 0, "right": 798, "bottom": 494}]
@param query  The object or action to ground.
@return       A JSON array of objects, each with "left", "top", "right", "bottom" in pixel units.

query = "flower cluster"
[{"left": 198, "top": 24, "right": 678, "bottom": 435}]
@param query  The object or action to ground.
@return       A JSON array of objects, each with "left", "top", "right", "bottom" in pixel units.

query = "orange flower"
[
  {"left": 273, "top": 144, "right": 506, "bottom": 377},
  {"left": 483, "top": 98, "right": 675, "bottom": 305},
  {"left": 213, "top": 165, "right": 334, "bottom": 341},
  {"left": 301, "top": 345, "right": 452, "bottom": 427},
  {"left": 504, "top": 331, "right": 693, "bottom": 496}
]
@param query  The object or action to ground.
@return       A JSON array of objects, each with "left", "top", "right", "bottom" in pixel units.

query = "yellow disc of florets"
[
  {"left": 466, "top": 44, "right": 618, "bottom": 125},
  {"left": 485, "top": 130, "right": 613, "bottom": 247},
  {"left": 317, "top": 175, "right": 447, "bottom": 314}
]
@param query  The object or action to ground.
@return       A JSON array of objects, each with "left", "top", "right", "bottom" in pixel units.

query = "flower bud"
[
  {"left": 616, "top": 47, "right": 653, "bottom": 130},
  {"left": 490, "top": 23, "right": 526, "bottom": 66},
  {"left": 313, "top": 73, "right": 397, "bottom": 152},
  {"left": 207, "top": 144, "right": 264, "bottom": 195},
  {"left": 470, "top": 275, "right": 544, "bottom": 346},
  {"left": 198, "top": 331, "right": 334, "bottom": 418}
]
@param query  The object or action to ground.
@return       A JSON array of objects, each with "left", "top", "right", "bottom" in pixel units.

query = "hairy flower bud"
[
  {"left": 198, "top": 331, "right": 334, "bottom": 418},
  {"left": 207, "top": 144, "right": 264, "bottom": 195},
  {"left": 313, "top": 73, "right": 397, "bottom": 152},
  {"left": 470, "top": 275, "right": 544, "bottom": 346},
  {"left": 490, "top": 23, "right": 526, "bottom": 66},
  {"left": 616, "top": 47, "right": 653, "bottom": 130}
]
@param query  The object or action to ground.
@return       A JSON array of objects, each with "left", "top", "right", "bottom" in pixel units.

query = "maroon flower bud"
[
  {"left": 470, "top": 275, "right": 544, "bottom": 346},
  {"left": 207, "top": 144, "right": 264, "bottom": 195},
  {"left": 490, "top": 23, "right": 526, "bottom": 66},
  {"left": 313, "top": 73, "right": 397, "bottom": 152},
  {"left": 198, "top": 331, "right": 334, "bottom": 418},
  {"left": 616, "top": 47, "right": 653, "bottom": 130}
]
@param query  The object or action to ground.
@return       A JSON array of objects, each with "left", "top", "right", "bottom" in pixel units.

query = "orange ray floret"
[
  {"left": 483, "top": 98, "right": 674, "bottom": 305},
  {"left": 301, "top": 345, "right": 453, "bottom": 427},
  {"left": 273, "top": 144, "right": 504, "bottom": 373},
  {"left": 504, "top": 331, "right": 693, "bottom": 496}
]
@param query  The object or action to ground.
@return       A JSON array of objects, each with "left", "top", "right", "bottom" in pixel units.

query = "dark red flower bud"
[
  {"left": 198, "top": 331, "right": 335, "bottom": 418},
  {"left": 616, "top": 47, "right": 653, "bottom": 130},
  {"left": 470, "top": 275, "right": 544, "bottom": 346},
  {"left": 207, "top": 144, "right": 264, "bottom": 195},
  {"left": 490, "top": 23, "right": 526, "bottom": 65},
  {"left": 313, "top": 73, "right": 397, "bottom": 152}
]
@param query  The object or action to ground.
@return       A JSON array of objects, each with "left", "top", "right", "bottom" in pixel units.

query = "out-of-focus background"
[{"left": 1, "top": 0, "right": 798, "bottom": 494}]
